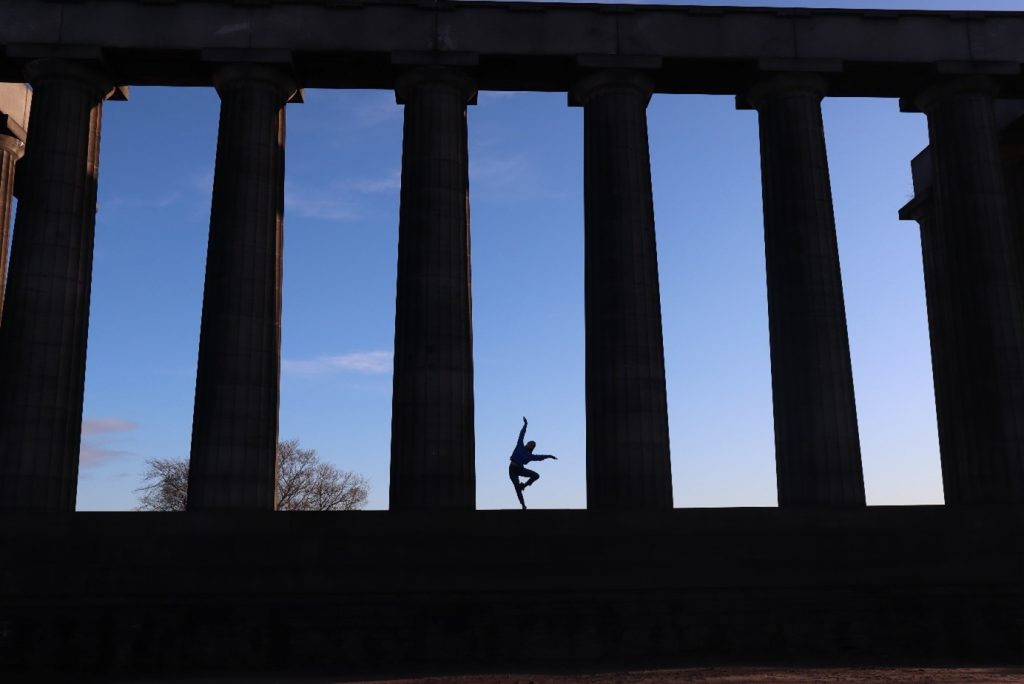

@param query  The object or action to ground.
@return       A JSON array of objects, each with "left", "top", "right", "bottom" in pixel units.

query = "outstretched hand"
[{"left": 523, "top": 416, "right": 528, "bottom": 426}]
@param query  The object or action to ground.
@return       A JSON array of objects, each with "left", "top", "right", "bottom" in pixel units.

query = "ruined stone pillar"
[
  {"left": 748, "top": 73, "right": 865, "bottom": 507},
  {"left": 911, "top": 77, "right": 1024, "bottom": 504},
  {"left": 0, "top": 60, "right": 116, "bottom": 511},
  {"left": 572, "top": 70, "right": 672, "bottom": 510},
  {"left": 186, "top": 66, "right": 295, "bottom": 511},
  {"left": 389, "top": 67, "right": 476, "bottom": 511}
]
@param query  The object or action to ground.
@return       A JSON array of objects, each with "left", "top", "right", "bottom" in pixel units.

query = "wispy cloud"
[
  {"left": 283, "top": 350, "right": 393, "bottom": 375},
  {"left": 104, "top": 191, "right": 183, "bottom": 210},
  {"left": 285, "top": 183, "right": 359, "bottom": 221},
  {"left": 285, "top": 170, "right": 401, "bottom": 221},
  {"left": 101, "top": 166, "right": 213, "bottom": 214},
  {"left": 80, "top": 417, "right": 138, "bottom": 467},
  {"left": 350, "top": 170, "right": 401, "bottom": 194},
  {"left": 189, "top": 167, "right": 215, "bottom": 194}
]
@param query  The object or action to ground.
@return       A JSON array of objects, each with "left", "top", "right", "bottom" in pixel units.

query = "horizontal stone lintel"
[{"left": 0, "top": 1, "right": 1023, "bottom": 96}]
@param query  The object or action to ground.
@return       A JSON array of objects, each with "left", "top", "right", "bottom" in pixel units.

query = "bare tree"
[
  {"left": 135, "top": 439, "right": 369, "bottom": 511},
  {"left": 135, "top": 457, "right": 189, "bottom": 511},
  {"left": 275, "top": 439, "right": 369, "bottom": 511}
]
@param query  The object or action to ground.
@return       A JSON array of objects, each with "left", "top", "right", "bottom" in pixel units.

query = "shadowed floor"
[
  {"left": 117, "top": 667, "right": 1024, "bottom": 683},
  {"left": 4, "top": 508, "right": 1023, "bottom": 676}
]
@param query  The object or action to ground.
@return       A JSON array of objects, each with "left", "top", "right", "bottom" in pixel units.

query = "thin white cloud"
[
  {"left": 283, "top": 350, "right": 393, "bottom": 375},
  {"left": 189, "top": 167, "right": 215, "bottom": 194},
  {"left": 471, "top": 155, "right": 529, "bottom": 184},
  {"left": 80, "top": 418, "right": 138, "bottom": 467},
  {"left": 285, "top": 183, "right": 358, "bottom": 221},
  {"left": 104, "top": 191, "right": 183, "bottom": 210},
  {"left": 349, "top": 170, "right": 401, "bottom": 194},
  {"left": 285, "top": 170, "right": 400, "bottom": 221},
  {"left": 82, "top": 418, "right": 138, "bottom": 437}
]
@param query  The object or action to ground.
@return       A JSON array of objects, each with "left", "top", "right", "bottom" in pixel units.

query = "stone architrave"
[
  {"left": 389, "top": 67, "right": 476, "bottom": 511},
  {"left": 912, "top": 77, "right": 1024, "bottom": 504},
  {"left": 0, "top": 60, "right": 118, "bottom": 511},
  {"left": 572, "top": 70, "right": 673, "bottom": 510},
  {"left": 748, "top": 73, "right": 865, "bottom": 507},
  {"left": 186, "top": 65, "right": 296, "bottom": 511}
]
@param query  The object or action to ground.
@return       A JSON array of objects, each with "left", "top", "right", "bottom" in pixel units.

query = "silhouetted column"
[
  {"left": 0, "top": 60, "right": 116, "bottom": 511},
  {"left": 0, "top": 132, "right": 25, "bottom": 319},
  {"left": 900, "top": 150, "right": 964, "bottom": 509},
  {"left": 748, "top": 73, "right": 865, "bottom": 507},
  {"left": 572, "top": 70, "right": 672, "bottom": 510},
  {"left": 390, "top": 67, "right": 476, "bottom": 510},
  {"left": 186, "top": 66, "right": 295, "bottom": 511},
  {"left": 999, "top": 108, "right": 1024, "bottom": 326},
  {"left": 912, "top": 77, "right": 1024, "bottom": 504}
]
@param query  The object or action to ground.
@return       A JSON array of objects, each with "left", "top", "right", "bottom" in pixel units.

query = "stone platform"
[{"left": 1, "top": 506, "right": 1022, "bottom": 678}]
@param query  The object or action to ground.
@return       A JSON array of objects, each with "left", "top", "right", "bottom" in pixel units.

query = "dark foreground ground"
[
  {"left": 119, "top": 667, "right": 1024, "bottom": 683},
  {"left": 4, "top": 508, "right": 1023, "bottom": 677}
]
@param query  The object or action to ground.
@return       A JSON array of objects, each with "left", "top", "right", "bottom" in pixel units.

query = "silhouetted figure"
[{"left": 509, "top": 416, "right": 557, "bottom": 509}]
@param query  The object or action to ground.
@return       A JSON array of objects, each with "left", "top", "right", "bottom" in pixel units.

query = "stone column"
[
  {"left": 0, "top": 83, "right": 31, "bottom": 319},
  {"left": 912, "top": 77, "right": 1024, "bottom": 504},
  {"left": 900, "top": 151, "right": 964, "bottom": 509},
  {"left": 0, "top": 60, "right": 115, "bottom": 511},
  {"left": 186, "top": 66, "right": 295, "bottom": 511},
  {"left": 389, "top": 67, "right": 476, "bottom": 511},
  {"left": 0, "top": 132, "right": 25, "bottom": 319},
  {"left": 572, "top": 70, "right": 672, "bottom": 510},
  {"left": 998, "top": 108, "right": 1024, "bottom": 336},
  {"left": 748, "top": 73, "right": 865, "bottom": 507}
]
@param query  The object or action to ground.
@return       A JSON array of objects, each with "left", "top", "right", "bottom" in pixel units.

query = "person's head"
[{"left": 526, "top": 440, "right": 536, "bottom": 452}]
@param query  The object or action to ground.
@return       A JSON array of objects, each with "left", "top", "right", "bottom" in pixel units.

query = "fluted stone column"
[
  {"left": 912, "top": 77, "right": 1024, "bottom": 504},
  {"left": 999, "top": 110, "right": 1024, "bottom": 331},
  {"left": 0, "top": 60, "right": 115, "bottom": 511},
  {"left": 573, "top": 70, "right": 672, "bottom": 510},
  {"left": 900, "top": 152, "right": 965, "bottom": 510},
  {"left": 748, "top": 73, "right": 865, "bottom": 507},
  {"left": 389, "top": 67, "right": 476, "bottom": 510},
  {"left": 0, "top": 132, "right": 25, "bottom": 319},
  {"left": 186, "top": 66, "right": 295, "bottom": 511}
]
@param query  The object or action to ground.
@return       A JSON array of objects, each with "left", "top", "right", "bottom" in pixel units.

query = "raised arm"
[{"left": 517, "top": 416, "right": 528, "bottom": 448}]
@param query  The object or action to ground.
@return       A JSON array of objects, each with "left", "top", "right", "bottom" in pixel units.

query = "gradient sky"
[{"left": 61, "top": 0, "right": 1024, "bottom": 511}]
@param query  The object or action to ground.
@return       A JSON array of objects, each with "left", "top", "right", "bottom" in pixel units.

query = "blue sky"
[{"left": 64, "top": 0, "right": 1024, "bottom": 511}]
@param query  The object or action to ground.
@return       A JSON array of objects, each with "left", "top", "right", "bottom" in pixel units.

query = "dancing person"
[{"left": 509, "top": 416, "right": 557, "bottom": 510}]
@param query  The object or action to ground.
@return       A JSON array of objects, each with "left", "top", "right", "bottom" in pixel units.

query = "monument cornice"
[{"left": 0, "top": 0, "right": 1022, "bottom": 97}]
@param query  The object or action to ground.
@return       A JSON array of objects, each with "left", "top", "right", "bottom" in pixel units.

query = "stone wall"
[{"left": 1, "top": 506, "right": 1022, "bottom": 677}]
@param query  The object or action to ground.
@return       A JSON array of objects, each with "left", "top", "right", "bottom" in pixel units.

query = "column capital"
[
  {"left": 743, "top": 73, "right": 827, "bottom": 111},
  {"left": 0, "top": 135, "right": 25, "bottom": 161},
  {"left": 570, "top": 69, "right": 653, "bottom": 108},
  {"left": 907, "top": 75, "right": 999, "bottom": 115},
  {"left": 24, "top": 59, "right": 125, "bottom": 102},
  {"left": 395, "top": 67, "right": 477, "bottom": 106},
  {"left": 212, "top": 64, "right": 298, "bottom": 103},
  {"left": 898, "top": 191, "right": 932, "bottom": 224}
]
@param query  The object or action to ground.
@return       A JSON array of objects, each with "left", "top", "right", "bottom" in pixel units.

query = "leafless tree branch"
[{"left": 135, "top": 440, "right": 369, "bottom": 512}]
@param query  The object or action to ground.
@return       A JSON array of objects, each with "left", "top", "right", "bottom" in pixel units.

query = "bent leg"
[
  {"left": 522, "top": 468, "right": 540, "bottom": 488},
  {"left": 509, "top": 464, "right": 527, "bottom": 508}
]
